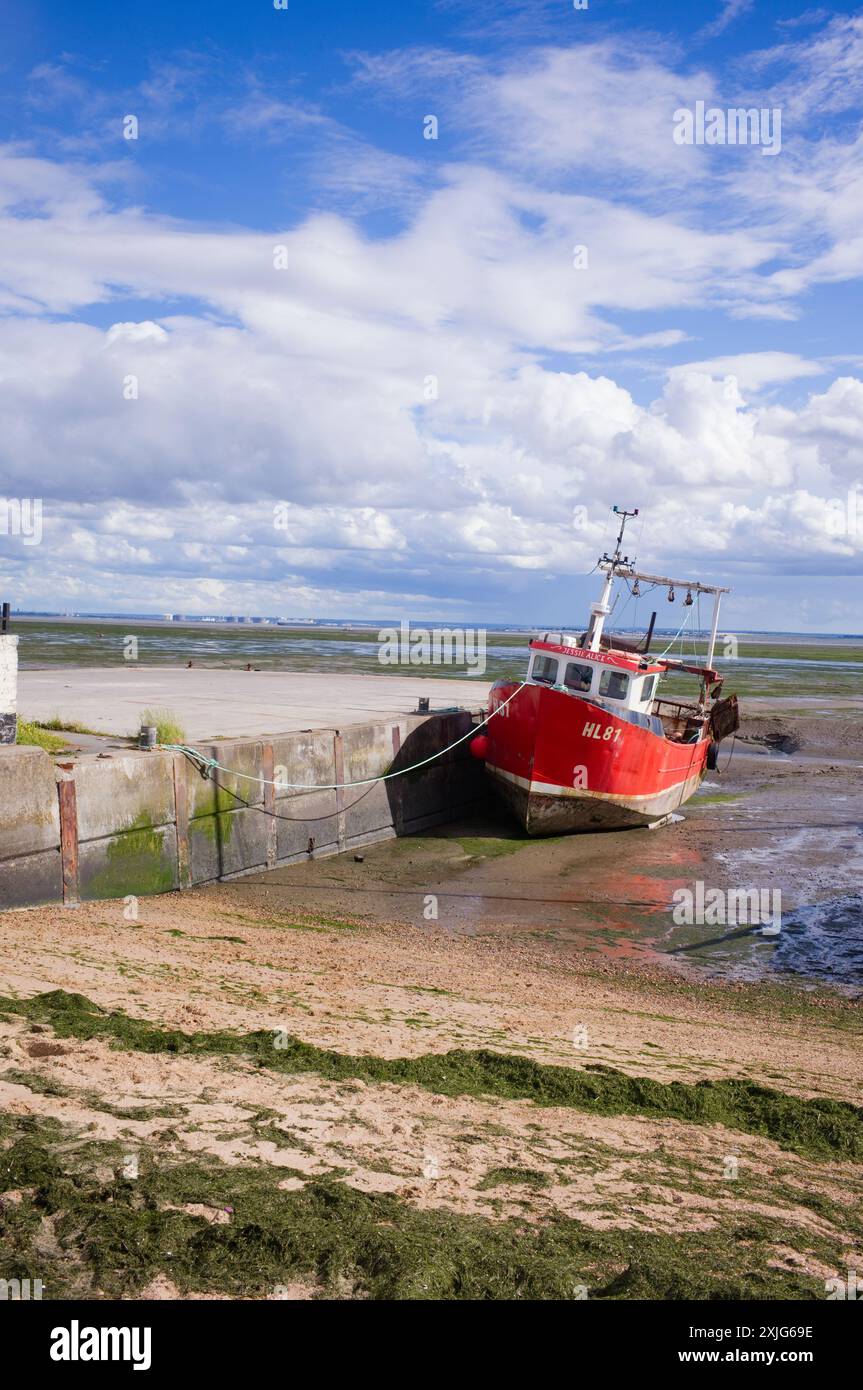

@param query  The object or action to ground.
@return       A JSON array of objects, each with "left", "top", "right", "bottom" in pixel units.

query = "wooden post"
[
  {"left": 173, "top": 755, "right": 192, "bottom": 889},
  {"left": 390, "top": 724, "right": 402, "bottom": 835},
  {"left": 262, "top": 743, "right": 278, "bottom": 869},
  {"left": 333, "top": 731, "right": 346, "bottom": 851},
  {"left": 57, "top": 779, "right": 80, "bottom": 907}
]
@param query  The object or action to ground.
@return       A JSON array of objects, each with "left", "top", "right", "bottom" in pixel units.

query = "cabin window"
[
  {"left": 563, "top": 662, "right": 593, "bottom": 693},
  {"left": 640, "top": 674, "right": 657, "bottom": 703},
  {"left": 598, "top": 668, "right": 629, "bottom": 701},
  {"left": 531, "top": 654, "right": 558, "bottom": 685}
]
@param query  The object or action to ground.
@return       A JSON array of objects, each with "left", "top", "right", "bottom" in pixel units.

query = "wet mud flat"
[
  {"left": 1, "top": 706, "right": 861, "bottom": 1300},
  {"left": 234, "top": 704, "right": 863, "bottom": 996}
]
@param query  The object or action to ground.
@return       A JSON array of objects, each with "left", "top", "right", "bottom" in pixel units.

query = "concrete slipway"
[{"left": 17, "top": 669, "right": 492, "bottom": 740}]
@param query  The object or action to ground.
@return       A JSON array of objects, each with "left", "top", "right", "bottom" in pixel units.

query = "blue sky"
[{"left": 0, "top": 0, "right": 862, "bottom": 630}]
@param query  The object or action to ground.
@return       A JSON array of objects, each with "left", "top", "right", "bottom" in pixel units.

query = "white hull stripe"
[{"left": 486, "top": 763, "right": 701, "bottom": 807}]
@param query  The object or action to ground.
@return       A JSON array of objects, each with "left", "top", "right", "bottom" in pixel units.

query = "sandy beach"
[{"left": 1, "top": 703, "right": 861, "bottom": 1299}]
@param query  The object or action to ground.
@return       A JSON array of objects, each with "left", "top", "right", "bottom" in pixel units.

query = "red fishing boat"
[{"left": 471, "top": 508, "right": 739, "bottom": 834}]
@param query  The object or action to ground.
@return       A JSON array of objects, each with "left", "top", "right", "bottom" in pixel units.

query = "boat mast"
[
  {"left": 584, "top": 510, "right": 730, "bottom": 686},
  {"left": 586, "top": 506, "right": 638, "bottom": 652}
]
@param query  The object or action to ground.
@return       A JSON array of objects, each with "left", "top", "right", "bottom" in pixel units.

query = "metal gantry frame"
[
  {"left": 587, "top": 506, "right": 730, "bottom": 672},
  {"left": 605, "top": 567, "right": 730, "bottom": 669}
]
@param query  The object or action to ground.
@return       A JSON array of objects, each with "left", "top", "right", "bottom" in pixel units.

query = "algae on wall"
[{"left": 84, "top": 813, "right": 177, "bottom": 900}]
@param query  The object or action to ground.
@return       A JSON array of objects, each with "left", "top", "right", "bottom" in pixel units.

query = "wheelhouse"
[
  {"left": 522, "top": 636, "right": 725, "bottom": 744},
  {"left": 526, "top": 639, "right": 663, "bottom": 719}
]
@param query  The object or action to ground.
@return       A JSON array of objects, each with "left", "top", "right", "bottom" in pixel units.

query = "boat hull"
[{"left": 483, "top": 682, "right": 710, "bottom": 835}]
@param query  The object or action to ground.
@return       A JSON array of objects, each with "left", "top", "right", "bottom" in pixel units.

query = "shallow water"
[
  {"left": 15, "top": 620, "right": 863, "bottom": 698},
  {"left": 768, "top": 894, "right": 863, "bottom": 984},
  {"left": 245, "top": 791, "right": 863, "bottom": 993},
  {"left": 659, "top": 894, "right": 863, "bottom": 994}
]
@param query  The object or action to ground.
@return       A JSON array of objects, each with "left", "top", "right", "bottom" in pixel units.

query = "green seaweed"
[
  {"left": 0, "top": 1113, "right": 832, "bottom": 1301},
  {"left": 219, "top": 911, "right": 357, "bottom": 933},
  {"left": 479, "top": 1166, "right": 552, "bottom": 1190},
  {"left": 454, "top": 836, "right": 529, "bottom": 860},
  {"left": 2, "top": 991, "right": 861, "bottom": 1162}
]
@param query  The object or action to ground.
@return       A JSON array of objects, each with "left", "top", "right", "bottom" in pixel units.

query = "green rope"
[{"left": 161, "top": 682, "right": 529, "bottom": 791}]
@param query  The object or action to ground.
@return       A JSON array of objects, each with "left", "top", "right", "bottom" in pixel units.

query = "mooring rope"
[{"left": 160, "top": 682, "right": 529, "bottom": 791}]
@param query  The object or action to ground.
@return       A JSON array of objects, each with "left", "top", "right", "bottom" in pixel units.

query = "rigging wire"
[
  {"left": 656, "top": 601, "right": 695, "bottom": 658},
  {"left": 696, "top": 592, "right": 703, "bottom": 663}
]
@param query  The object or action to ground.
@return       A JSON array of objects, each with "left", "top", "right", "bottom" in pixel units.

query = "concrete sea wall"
[{"left": 0, "top": 712, "right": 486, "bottom": 910}]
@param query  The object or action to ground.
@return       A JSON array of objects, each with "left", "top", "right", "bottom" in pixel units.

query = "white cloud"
[
  {"left": 105, "top": 321, "right": 168, "bottom": 346},
  {"left": 668, "top": 352, "right": 824, "bottom": 393},
  {"left": 2, "top": 15, "right": 863, "bottom": 622},
  {"left": 4, "top": 302, "right": 859, "bottom": 622},
  {"left": 700, "top": 0, "right": 754, "bottom": 41}
]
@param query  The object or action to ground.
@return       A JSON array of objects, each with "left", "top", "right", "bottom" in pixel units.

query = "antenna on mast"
[
  {"left": 606, "top": 505, "right": 639, "bottom": 571},
  {"left": 586, "top": 506, "right": 639, "bottom": 651}
]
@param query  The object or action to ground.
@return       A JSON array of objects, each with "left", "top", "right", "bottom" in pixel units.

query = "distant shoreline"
[{"left": 9, "top": 614, "right": 863, "bottom": 642}]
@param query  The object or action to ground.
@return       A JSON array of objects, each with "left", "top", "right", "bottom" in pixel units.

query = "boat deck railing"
[{"left": 653, "top": 697, "right": 702, "bottom": 717}]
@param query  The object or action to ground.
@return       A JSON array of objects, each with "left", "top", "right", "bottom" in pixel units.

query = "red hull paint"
[{"left": 485, "top": 682, "right": 709, "bottom": 834}]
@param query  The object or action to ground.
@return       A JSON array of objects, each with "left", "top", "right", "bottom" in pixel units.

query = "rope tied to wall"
[{"left": 160, "top": 682, "right": 529, "bottom": 792}]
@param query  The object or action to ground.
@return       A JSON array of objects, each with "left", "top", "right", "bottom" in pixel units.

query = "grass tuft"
[
  {"left": 15, "top": 720, "right": 69, "bottom": 753},
  {"left": 37, "top": 714, "right": 107, "bottom": 736},
  {"left": 140, "top": 708, "right": 186, "bottom": 745}
]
